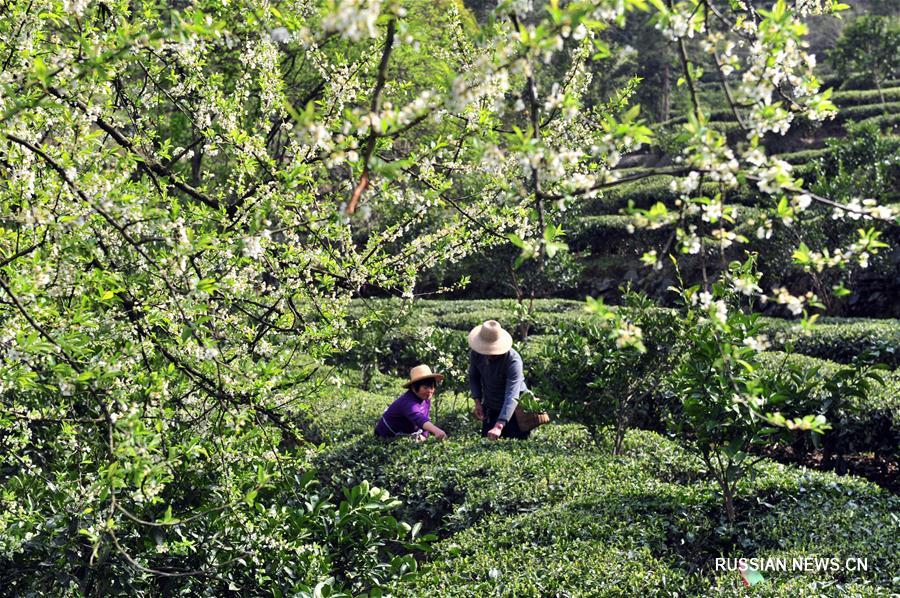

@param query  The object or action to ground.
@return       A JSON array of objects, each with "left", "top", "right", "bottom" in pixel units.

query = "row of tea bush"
[{"left": 313, "top": 388, "right": 900, "bottom": 596}]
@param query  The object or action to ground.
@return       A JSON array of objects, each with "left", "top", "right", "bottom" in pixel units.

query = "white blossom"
[
  {"left": 615, "top": 322, "right": 643, "bottom": 349},
  {"left": 322, "top": 0, "right": 382, "bottom": 42},
  {"left": 732, "top": 276, "right": 762, "bottom": 296},
  {"left": 743, "top": 335, "right": 771, "bottom": 352}
]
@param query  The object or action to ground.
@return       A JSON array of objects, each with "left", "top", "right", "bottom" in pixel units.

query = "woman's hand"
[
  {"left": 423, "top": 421, "right": 447, "bottom": 440},
  {"left": 486, "top": 424, "right": 503, "bottom": 440},
  {"left": 473, "top": 400, "right": 484, "bottom": 421}
]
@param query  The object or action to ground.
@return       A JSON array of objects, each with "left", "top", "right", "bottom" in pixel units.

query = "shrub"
[
  {"left": 570, "top": 215, "right": 671, "bottom": 253},
  {"left": 829, "top": 15, "right": 900, "bottom": 102},
  {"left": 527, "top": 290, "right": 683, "bottom": 452},
  {"left": 0, "top": 460, "right": 428, "bottom": 596},
  {"left": 820, "top": 75, "right": 900, "bottom": 91},
  {"left": 338, "top": 299, "right": 592, "bottom": 390},
  {"left": 834, "top": 101, "right": 900, "bottom": 122},
  {"left": 431, "top": 308, "right": 588, "bottom": 336},
  {"left": 707, "top": 120, "right": 743, "bottom": 138},
  {"left": 401, "top": 327, "right": 470, "bottom": 395},
  {"left": 774, "top": 147, "right": 832, "bottom": 165},
  {"left": 343, "top": 299, "right": 418, "bottom": 390},
  {"left": 669, "top": 261, "right": 828, "bottom": 522},
  {"left": 419, "top": 237, "right": 586, "bottom": 300},
  {"left": 853, "top": 111, "right": 900, "bottom": 133},
  {"left": 312, "top": 392, "right": 900, "bottom": 596},
  {"left": 761, "top": 317, "right": 900, "bottom": 367},
  {"left": 416, "top": 298, "right": 584, "bottom": 317},
  {"left": 757, "top": 351, "right": 900, "bottom": 464},
  {"left": 657, "top": 107, "right": 743, "bottom": 129},
  {"left": 585, "top": 175, "right": 677, "bottom": 213},
  {"left": 585, "top": 176, "right": 767, "bottom": 217},
  {"left": 747, "top": 124, "right": 900, "bottom": 311},
  {"left": 572, "top": 205, "right": 767, "bottom": 265},
  {"left": 833, "top": 86, "right": 900, "bottom": 107}
]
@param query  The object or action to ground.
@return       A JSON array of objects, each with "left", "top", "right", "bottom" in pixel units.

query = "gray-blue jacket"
[{"left": 468, "top": 348, "right": 527, "bottom": 424}]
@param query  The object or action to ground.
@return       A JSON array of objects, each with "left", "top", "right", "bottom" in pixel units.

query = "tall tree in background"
[{"left": 830, "top": 15, "right": 900, "bottom": 102}]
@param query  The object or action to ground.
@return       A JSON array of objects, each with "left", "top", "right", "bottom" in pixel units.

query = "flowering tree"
[
  {"left": 669, "top": 259, "right": 831, "bottom": 523},
  {"left": 1, "top": 0, "right": 896, "bottom": 591}
]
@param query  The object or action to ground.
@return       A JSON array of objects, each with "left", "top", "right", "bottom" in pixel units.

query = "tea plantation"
[
  {"left": 3, "top": 1, "right": 899, "bottom": 595},
  {"left": 312, "top": 294, "right": 900, "bottom": 595},
  {"left": 312, "top": 374, "right": 899, "bottom": 595}
]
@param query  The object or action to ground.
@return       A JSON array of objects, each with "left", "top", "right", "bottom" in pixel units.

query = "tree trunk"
[
  {"left": 724, "top": 486, "right": 735, "bottom": 523},
  {"left": 191, "top": 131, "right": 203, "bottom": 186},
  {"left": 661, "top": 61, "right": 671, "bottom": 122},
  {"left": 361, "top": 361, "right": 373, "bottom": 390},
  {"left": 517, "top": 320, "right": 531, "bottom": 341},
  {"left": 710, "top": 456, "right": 736, "bottom": 523}
]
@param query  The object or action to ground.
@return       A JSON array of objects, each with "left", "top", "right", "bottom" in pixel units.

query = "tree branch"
[
  {"left": 45, "top": 86, "right": 220, "bottom": 211},
  {"left": 347, "top": 18, "right": 397, "bottom": 215}
]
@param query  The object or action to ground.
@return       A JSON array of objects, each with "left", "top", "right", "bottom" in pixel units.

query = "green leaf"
[
  {"left": 832, "top": 283, "right": 851, "bottom": 297},
  {"left": 161, "top": 505, "right": 178, "bottom": 524}
]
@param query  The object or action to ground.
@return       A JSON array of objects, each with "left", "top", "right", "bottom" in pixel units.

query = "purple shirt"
[{"left": 375, "top": 390, "right": 431, "bottom": 437}]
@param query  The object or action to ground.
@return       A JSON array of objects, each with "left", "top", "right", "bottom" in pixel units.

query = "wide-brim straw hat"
[
  {"left": 468, "top": 320, "right": 513, "bottom": 355},
  {"left": 402, "top": 364, "right": 445, "bottom": 388}
]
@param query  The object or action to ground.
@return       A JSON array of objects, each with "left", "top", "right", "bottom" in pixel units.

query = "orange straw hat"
[
  {"left": 467, "top": 320, "right": 513, "bottom": 355},
  {"left": 402, "top": 364, "right": 445, "bottom": 388}
]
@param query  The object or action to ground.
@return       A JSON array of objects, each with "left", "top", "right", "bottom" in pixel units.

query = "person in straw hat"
[
  {"left": 375, "top": 364, "right": 448, "bottom": 440},
  {"left": 468, "top": 320, "right": 530, "bottom": 440}
]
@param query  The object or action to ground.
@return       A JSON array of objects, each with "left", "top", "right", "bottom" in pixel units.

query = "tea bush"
[
  {"left": 584, "top": 175, "right": 677, "bottom": 213},
  {"left": 417, "top": 298, "right": 584, "bottom": 316},
  {"left": 312, "top": 389, "right": 900, "bottom": 596},
  {"left": 855, "top": 112, "right": 900, "bottom": 132},
  {"left": 757, "top": 351, "right": 900, "bottom": 463},
  {"left": 0, "top": 447, "right": 427, "bottom": 596},
  {"left": 348, "top": 297, "right": 899, "bottom": 463},
  {"left": 431, "top": 310, "right": 589, "bottom": 337},
  {"left": 832, "top": 86, "right": 900, "bottom": 106},
  {"left": 665, "top": 267, "right": 833, "bottom": 522},
  {"left": 761, "top": 318, "right": 900, "bottom": 366},
  {"left": 520, "top": 318, "right": 899, "bottom": 462},
  {"left": 340, "top": 298, "right": 588, "bottom": 382},
  {"left": 775, "top": 147, "right": 832, "bottom": 165},
  {"left": 526, "top": 293, "right": 683, "bottom": 451},
  {"left": 810, "top": 122, "right": 900, "bottom": 201},
  {"left": 571, "top": 206, "right": 769, "bottom": 259},
  {"left": 658, "top": 108, "right": 742, "bottom": 127},
  {"left": 833, "top": 101, "right": 900, "bottom": 123},
  {"left": 570, "top": 215, "right": 672, "bottom": 253},
  {"left": 584, "top": 176, "right": 773, "bottom": 216},
  {"left": 820, "top": 76, "right": 900, "bottom": 91}
]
